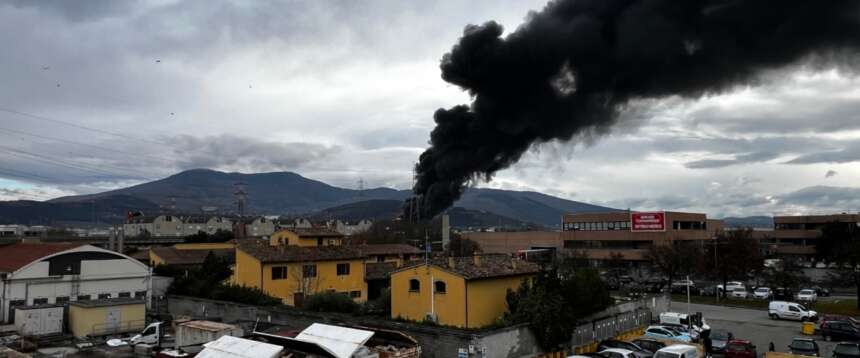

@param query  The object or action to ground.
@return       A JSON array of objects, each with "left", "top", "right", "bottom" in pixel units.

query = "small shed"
[
  {"left": 14, "top": 305, "right": 64, "bottom": 337},
  {"left": 68, "top": 298, "right": 145, "bottom": 338},
  {"left": 196, "top": 335, "right": 283, "bottom": 358},
  {"left": 295, "top": 323, "right": 375, "bottom": 358}
]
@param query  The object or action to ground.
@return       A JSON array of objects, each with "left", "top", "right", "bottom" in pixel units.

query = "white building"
[
  {"left": 0, "top": 243, "right": 151, "bottom": 323},
  {"left": 181, "top": 216, "right": 233, "bottom": 236},
  {"left": 327, "top": 219, "right": 373, "bottom": 236},
  {"left": 124, "top": 215, "right": 183, "bottom": 237}
]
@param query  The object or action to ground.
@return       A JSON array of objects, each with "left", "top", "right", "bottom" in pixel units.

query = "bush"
[
  {"left": 211, "top": 284, "right": 282, "bottom": 306},
  {"left": 362, "top": 288, "right": 391, "bottom": 315},
  {"left": 303, "top": 292, "right": 360, "bottom": 314}
]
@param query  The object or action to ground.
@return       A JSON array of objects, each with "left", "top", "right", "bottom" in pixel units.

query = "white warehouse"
[{"left": 0, "top": 243, "right": 151, "bottom": 323}]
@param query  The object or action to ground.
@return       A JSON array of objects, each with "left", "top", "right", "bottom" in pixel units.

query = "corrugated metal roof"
[
  {"left": 179, "top": 320, "right": 238, "bottom": 332},
  {"left": 196, "top": 336, "right": 282, "bottom": 358},
  {"left": 0, "top": 243, "right": 82, "bottom": 273},
  {"left": 295, "top": 323, "right": 374, "bottom": 358}
]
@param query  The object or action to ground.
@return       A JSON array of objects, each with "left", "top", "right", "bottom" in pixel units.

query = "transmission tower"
[{"left": 234, "top": 182, "right": 248, "bottom": 217}]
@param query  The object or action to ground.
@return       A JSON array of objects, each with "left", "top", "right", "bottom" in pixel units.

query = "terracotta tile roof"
[
  {"left": 361, "top": 244, "right": 421, "bottom": 256},
  {"left": 396, "top": 254, "right": 540, "bottom": 280},
  {"left": 237, "top": 240, "right": 363, "bottom": 263},
  {"left": 279, "top": 228, "right": 344, "bottom": 238},
  {"left": 151, "top": 247, "right": 235, "bottom": 266},
  {"left": 365, "top": 262, "right": 398, "bottom": 280},
  {"left": 0, "top": 243, "right": 82, "bottom": 273}
]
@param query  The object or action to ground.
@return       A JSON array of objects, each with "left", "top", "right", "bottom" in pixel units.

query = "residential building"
[
  {"left": 0, "top": 243, "right": 150, "bottom": 323},
  {"left": 390, "top": 254, "right": 540, "bottom": 329},
  {"left": 462, "top": 231, "right": 563, "bottom": 254},
  {"left": 234, "top": 241, "right": 367, "bottom": 307},
  {"left": 270, "top": 228, "right": 344, "bottom": 247},
  {"left": 124, "top": 215, "right": 183, "bottom": 237},
  {"left": 277, "top": 218, "right": 313, "bottom": 230},
  {"left": 182, "top": 216, "right": 233, "bottom": 236},
  {"left": 326, "top": 219, "right": 373, "bottom": 236},
  {"left": 767, "top": 213, "right": 860, "bottom": 258},
  {"left": 235, "top": 217, "right": 277, "bottom": 239},
  {"left": 360, "top": 244, "right": 422, "bottom": 300}
]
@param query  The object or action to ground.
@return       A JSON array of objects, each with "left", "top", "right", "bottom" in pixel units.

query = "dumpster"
[{"left": 802, "top": 322, "right": 815, "bottom": 335}]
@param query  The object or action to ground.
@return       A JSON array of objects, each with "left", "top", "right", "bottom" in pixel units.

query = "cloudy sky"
[{"left": 2, "top": 0, "right": 860, "bottom": 218}]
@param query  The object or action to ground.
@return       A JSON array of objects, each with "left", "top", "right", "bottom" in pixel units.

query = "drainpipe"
[{"left": 430, "top": 274, "right": 435, "bottom": 320}]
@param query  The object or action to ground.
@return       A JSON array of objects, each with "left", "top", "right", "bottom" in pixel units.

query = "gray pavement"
[{"left": 682, "top": 303, "right": 838, "bottom": 357}]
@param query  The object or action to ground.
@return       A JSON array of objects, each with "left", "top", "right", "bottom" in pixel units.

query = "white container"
[
  {"left": 14, "top": 305, "right": 64, "bottom": 336},
  {"left": 175, "top": 320, "right": 243, "bottom": 349}
]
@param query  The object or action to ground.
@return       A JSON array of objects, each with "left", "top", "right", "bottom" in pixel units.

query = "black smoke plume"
[{"left": 411, "top": 0, "right": 860, "bottom": 219}]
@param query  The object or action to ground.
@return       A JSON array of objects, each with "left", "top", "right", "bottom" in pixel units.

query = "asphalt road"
[{"left": 678, "top": 303, "right": 838, "bottom": 357}]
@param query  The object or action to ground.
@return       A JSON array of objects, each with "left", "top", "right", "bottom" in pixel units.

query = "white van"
[
  {"left": 659, "top": 312, "right": 710, "bottom": 334},
  {"left": 768, "top": 301, "right": 818, "bottom": 321},
  {"left": 656, "top": 344, "right": 699, "bottom": 358}
]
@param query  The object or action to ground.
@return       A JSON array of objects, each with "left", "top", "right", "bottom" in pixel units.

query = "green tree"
[
  {"left": 184, "top": 229, "right": 234, "bottom": 243},
  {"left": 815, "top": 222, "right": 860, "bottom": 308},
  {"left": 703, "top": 229, "right": 764, "bottom": 298},
  {"left": 303, "top": 291, "right": 361, "bottom": 314},
  {"left": 504, "top": 256, "right": 612, "bottom": 351}
]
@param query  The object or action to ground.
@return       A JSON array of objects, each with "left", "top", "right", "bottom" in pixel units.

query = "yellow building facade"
[
  {"left": 235, "top": 241, "right": 367, "bottom": 306},
  {"left": 270, "top": 228, "right": 344, "bottom": 247},
  {"left": 390, "top": 255, "right": 539, "bottom": 329}
]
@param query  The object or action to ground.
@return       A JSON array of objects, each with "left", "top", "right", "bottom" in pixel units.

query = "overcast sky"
[{"left": 2, "top": 0, "right": 860, "bottom": 218}]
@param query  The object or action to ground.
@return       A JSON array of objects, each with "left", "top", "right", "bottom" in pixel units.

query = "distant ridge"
[{"left": 0, "top": 169, "right": 619, "bottom": 226}]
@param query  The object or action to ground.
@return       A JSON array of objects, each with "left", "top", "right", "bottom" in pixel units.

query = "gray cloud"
[
  {"left": 826, "top": 170, "right": 838, "bottom": 178},
  {"left": 785, "top": 141, "right": 860, "bottom": 164},
  {"left": 170, "top": 135, "right": 341, "bottom": 173},
  {"left": 774, "top": 186, "right": 860, "bottom": 211},
  {"left": 684, "top": 151, "right": 780, "bottom": 169}
]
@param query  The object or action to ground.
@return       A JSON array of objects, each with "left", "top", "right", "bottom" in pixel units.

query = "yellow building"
[
  {"left": 390, "top": 255, "right": 540, "bottom": 329},
  {"left": 68, "top": 298, "right": 146, "bottom": 338},
  {"left": 362, "top": 244, "right": 422, "bottom": 265},
  {"left": 235, "top": 240, "right": 367, "bottom": 307},
  {"left": 270, "top": 228, "right": 344, "bottom": 247}
]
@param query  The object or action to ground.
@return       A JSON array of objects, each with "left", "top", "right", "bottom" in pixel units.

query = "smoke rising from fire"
[{"left": 411, "top": 0, "right": 860, "bottom": 219}]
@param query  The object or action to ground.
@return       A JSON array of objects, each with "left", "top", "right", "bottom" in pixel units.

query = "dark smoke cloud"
[{"left": 413, "top": 0, "right": 860, "bottom": 218}]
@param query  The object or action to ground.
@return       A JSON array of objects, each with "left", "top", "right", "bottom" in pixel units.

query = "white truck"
[{"left": 130, "top": 320, "right": 243, "bottom": 352}]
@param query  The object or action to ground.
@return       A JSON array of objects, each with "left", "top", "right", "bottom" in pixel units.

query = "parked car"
[
  {"left": 819, "top": 319, "right": 860, "bottom": 341},
  {"left": 729, "top": 287, "right": 749, "bottom": 299},
  {"left": 633, "top": 339, "right": 667, "bottom": 354},
  {"left": 724, "top": 340, "right": 757, "bottom": 358},
  {"left": 812, "top": 286, "right": 831, "bottom": 297},
  {"left": 797, "top": 289, "right": 818, "bottom": 303},
  {"left": 654, "top": 344, "right": 699, "bottom": 358},
  {"left": 816, "top": 262, "right": 828, "bottom": 269},
  {"left": 769, "top": 301, "right": 818, "bottom": 321},
  {"left": 718, "top": 281, "right": 745, "bottom": 293},
  {"left": 644, "top": 326, "right": 693, "bottom": 342},
  {"left": 788, "top": 338, "right": 820, "bottom": 357},
  {"left": 597, "top": 340, "right": 653, "bottom": 358},
  {"left": 599, "top": 348, "right": 638, "bottom": 358},
  {"left": 833, "top": 343, "right": 860, "bottom": 358},
  {"left": 708, "top": 329, "right": 734, "bottom": 354},
  {"left": 753, "top": 287, "right": 773, "bottom": 299},
  {"left": 700, "top": 285, "right": 718, "bottom": 297},
  {"left": 578, "top": 353, "right": 607, "bottom": 358},
  {"left": 821, "top": 314, "right": 860, "bottom": 328}
]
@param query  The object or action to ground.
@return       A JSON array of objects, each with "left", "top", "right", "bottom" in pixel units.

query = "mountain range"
[{"left": 0, "top": 169, "right": 619, "bottom": 227}]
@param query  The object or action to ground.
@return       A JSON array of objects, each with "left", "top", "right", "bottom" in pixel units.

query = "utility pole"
[{"left": 234, "top": 182, "right": 248, "bottom": 217}]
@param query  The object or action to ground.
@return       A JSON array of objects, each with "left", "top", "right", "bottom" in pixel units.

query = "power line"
[
  {"left": 0, "top": 126, "right": 171, "bottom": 164},
  {"left": 0, "top": 145, "right": 153, "bottom": 181},
  {"left": 0, "top": 106, "right": 167, "bottom": 146}
]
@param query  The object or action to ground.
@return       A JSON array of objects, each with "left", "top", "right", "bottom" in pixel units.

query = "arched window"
[
  {"left": 434, "top": 281, "right": 447, "bottom": 294},
  {"left": 409, "top": 279, "right": 420, "bottom": 292}
]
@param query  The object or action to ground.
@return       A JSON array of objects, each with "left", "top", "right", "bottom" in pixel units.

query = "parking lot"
[{"left": 681, "top": 303, "right": 840, "bottom": 357}]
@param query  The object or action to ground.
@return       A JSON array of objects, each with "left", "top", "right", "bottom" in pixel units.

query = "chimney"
[
  {"left": 447, "top": 256, "right": 456, "bottom": 268},
  {"left": 473, "top": 255, "right": 481, "bottom": 267},
  {"left": 442, "top": 214, "right": 450, "bottom": 250}
]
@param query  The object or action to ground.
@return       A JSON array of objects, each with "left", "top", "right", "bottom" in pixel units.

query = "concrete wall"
[{"left": 167, "top": 294, "right": 667, "bottom": 358}]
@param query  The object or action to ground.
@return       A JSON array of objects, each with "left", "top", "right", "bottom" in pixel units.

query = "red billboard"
[{"left": 631, "top": 211, "right": 666, "bottom": 232}]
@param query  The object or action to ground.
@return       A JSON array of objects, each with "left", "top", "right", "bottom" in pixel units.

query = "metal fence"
[{"left": 571, "top": 308, "right": 652, "bottom": 348}]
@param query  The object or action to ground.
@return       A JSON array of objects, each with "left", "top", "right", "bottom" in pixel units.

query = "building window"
[
  {"left": 303, "top": 264, "right": 317, "bottom": 278},
  {"left": 55, "top": 296, "right": 70, "bottom": 304},
  {"left": 98, "top": 293, "right": 111, "bottom": 300},
  {"left": 336, "top": 263, "right": 350, "bottom": 276},
  {"left": 118, "top": 292, "right": 131, "bottom": 298},
  {"left": 10, "top": 299, "right": 25, "bottom": 308},
  {"left": 33, "top": 298, "right": 48, "bottom": 305},
  {"left": 134, "top": 291, "right": 147, "bottom": 299},
  {"left": 435, "top": 281, "right": 447, "bottom": 294},
  {"left": 350, "top": 291, "right": 361, "bottom": 298},
  {"left": 409, "top": 279, "right": 420, "bottom": 292},
  {"left": 272, "top": 266, "right": 288, "bottom": 280},
  {"left": 376, "top": 256, "right": 385, "bottom": 263},
  {"left": 77, "top": 295, "right": 91, "bottom": 301}
]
